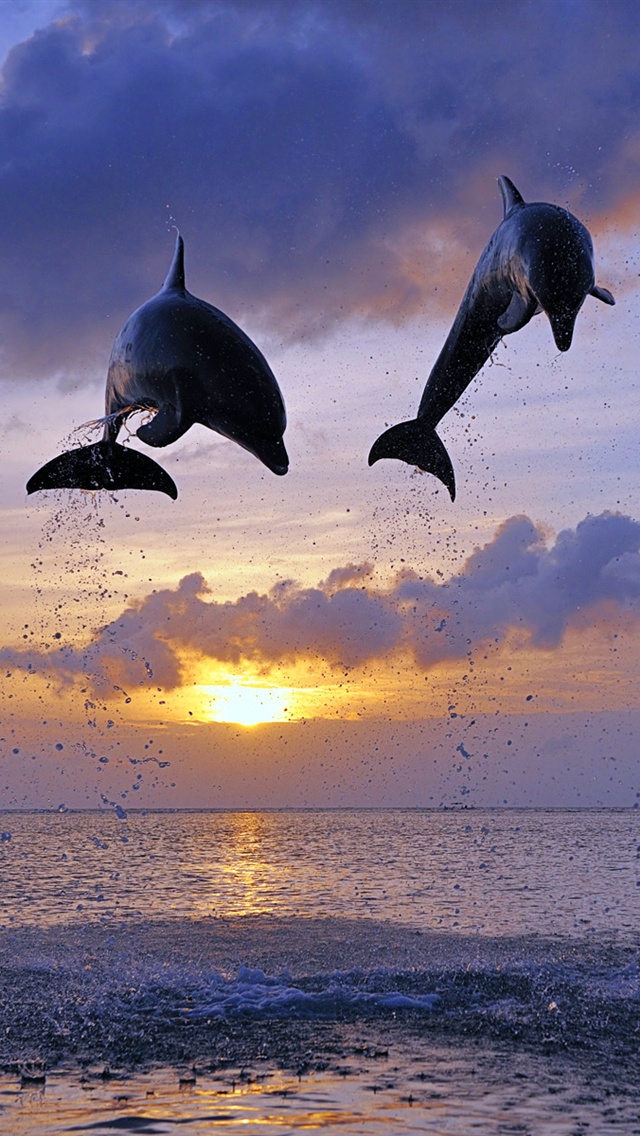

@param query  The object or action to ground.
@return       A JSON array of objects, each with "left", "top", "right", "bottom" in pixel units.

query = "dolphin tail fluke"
[
  {"left": 368, "top": 419, "right": 456, "bottom": 501},
  {"left": 26, "top": 440, "right": 178, "bottom": 499}
]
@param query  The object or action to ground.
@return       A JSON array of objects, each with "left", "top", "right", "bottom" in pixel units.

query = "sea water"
[{"left": 0, "top": 808, "right": 638, "bottom": 1133}]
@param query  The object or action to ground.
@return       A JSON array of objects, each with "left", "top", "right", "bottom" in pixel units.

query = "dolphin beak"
[
  {"left": 255, "top": 438, "right": 289, "bottom": 476},
  {"left": 548, "top": 312, "right": 576, "bottom": 353}
]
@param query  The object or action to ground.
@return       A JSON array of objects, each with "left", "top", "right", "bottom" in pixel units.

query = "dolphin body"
[
  {"left": 368, "top": 176, "right": 615, "bottom": 501},
  {"left": 27, "top": 235, "right": 288, "bottom": 499}
]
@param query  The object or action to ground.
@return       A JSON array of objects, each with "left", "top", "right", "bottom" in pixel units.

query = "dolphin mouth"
[
  {"left": 253, "top": 437, "right": 289, "bottom": 476},
  {"left": 547, "top": 310, "right": 578, "bottom": 353},
  {"left": 551, "top": 325, "right": 574, "bottom": 352}
]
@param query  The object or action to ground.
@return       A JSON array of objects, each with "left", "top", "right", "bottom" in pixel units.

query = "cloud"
[
  {"left": 4, "top": 511, "right": 640, "bottom": 693},
  {"left": 400, "top": 512, "right": 640, "bottom": 667},
  {"left": 0, "top": 0, "right": 632, "bottom": 380}
]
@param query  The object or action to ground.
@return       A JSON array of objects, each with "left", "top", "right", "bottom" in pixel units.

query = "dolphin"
[
  {"left": 27, "top": 234, "right": 288, "bottom": 499},
  {"left": 368, "top": 176, "right": 615, "bottom": 501}
]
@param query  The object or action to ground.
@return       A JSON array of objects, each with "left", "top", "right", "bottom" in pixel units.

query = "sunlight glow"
[{"left": 200, "top": 683, "right": 291, "bottom": 726}]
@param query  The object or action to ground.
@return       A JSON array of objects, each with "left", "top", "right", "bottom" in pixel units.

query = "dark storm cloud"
[
  {"left": 4, "top": 511, "right": 640, "bottom": 691},
  {"left": 0, "top": 0, "right": 635, "bottom": 379}
]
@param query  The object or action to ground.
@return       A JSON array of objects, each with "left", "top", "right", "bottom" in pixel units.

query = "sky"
[{"left": 0, "top": 0, "right": 638, "bottom": 809}]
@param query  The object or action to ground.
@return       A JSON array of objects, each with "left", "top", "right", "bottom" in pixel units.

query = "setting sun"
[{"left": 200, "top": 683, "right": 291, "bottom": 726}]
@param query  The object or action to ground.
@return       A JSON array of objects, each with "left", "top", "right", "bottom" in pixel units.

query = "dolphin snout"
[
  {"left": 548, "top": 312, "right": 577, "bottom": 353},
  {"left": 255, "top": 437, "right": 289, "bottom": 476}
]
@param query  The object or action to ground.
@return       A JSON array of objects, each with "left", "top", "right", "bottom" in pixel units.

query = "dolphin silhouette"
[
  {"left": 27, "top": 235, "right": 288, "bottom": 499},
  {"left": 368, "top": 176, "right": 615, "bottom": 501}
]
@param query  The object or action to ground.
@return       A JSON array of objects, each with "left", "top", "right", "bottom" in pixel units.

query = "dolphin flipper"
[
  {"left": 497, "top": 290, "right": 538, "bottom": 334},
  {"left": 590, "top": 285, "right": 615, "bottom": 305},
  {"left": 26, "top": 440, "right": 178, "bottom": 499},
  {"left": 136, "top": 403, "right": 188, "bottom": 447},
  {"left": 368, "top": 419, "right": 456, "bottom": 501}
]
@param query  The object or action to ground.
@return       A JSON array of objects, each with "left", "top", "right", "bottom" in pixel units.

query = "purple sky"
[
  {"left": 0, "top": 0, "right": 636, "bottom": 376},
  {"left": 0, "top": 0, "right": 638, "bottom": 809}
]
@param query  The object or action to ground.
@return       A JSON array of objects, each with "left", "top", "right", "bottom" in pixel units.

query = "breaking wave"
[{"left": 1, "top": 916, "right": 638, "bottom": 1073}]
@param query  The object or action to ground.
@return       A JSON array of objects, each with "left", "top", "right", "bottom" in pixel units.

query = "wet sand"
[{"left": 3, "top": 1029, "right": 640, "bottom": 1135}]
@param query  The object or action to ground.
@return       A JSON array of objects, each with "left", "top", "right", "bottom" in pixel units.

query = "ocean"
[{"left": 0, "top": 807, "right": 638, "bottom": 1133}]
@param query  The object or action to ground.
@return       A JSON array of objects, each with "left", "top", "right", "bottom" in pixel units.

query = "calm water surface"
[{"left": 0, "top": 807, "right": 637, "bottom": 937}]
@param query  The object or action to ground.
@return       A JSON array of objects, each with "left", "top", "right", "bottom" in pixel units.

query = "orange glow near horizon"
[
  {"left": 193, "top": 676, "right": 379, "bottom": 725},
  {"left": 2, "top": 613, "right": 636, "bottom": 735},
  {"left": 200, "top": 682, "right": 292, "bottom": 726}
]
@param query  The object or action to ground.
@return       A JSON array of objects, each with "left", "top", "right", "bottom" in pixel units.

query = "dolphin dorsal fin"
[
  {"left": 498, "top": 176, "right": 525, "bottom": 218},
  {"left": 162, "top": 232, "right": 185, "bottom": 292}
]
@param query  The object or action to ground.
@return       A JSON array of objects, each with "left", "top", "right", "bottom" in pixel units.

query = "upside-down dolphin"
[
  {"left": 27, "top": 235, "right": 288, "bottom": 499},
  {"left": 368, "top": 176, "right": 615, "bottom": 501}
]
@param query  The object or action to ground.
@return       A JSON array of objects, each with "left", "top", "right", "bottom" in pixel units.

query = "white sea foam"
[{"left": 181, "top": 965, "right": 440, "bottom": 1019}]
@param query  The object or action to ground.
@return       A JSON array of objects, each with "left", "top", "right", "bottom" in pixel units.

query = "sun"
[{"left": 200, "top": 683, "right": 291, "bottom": 727}]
